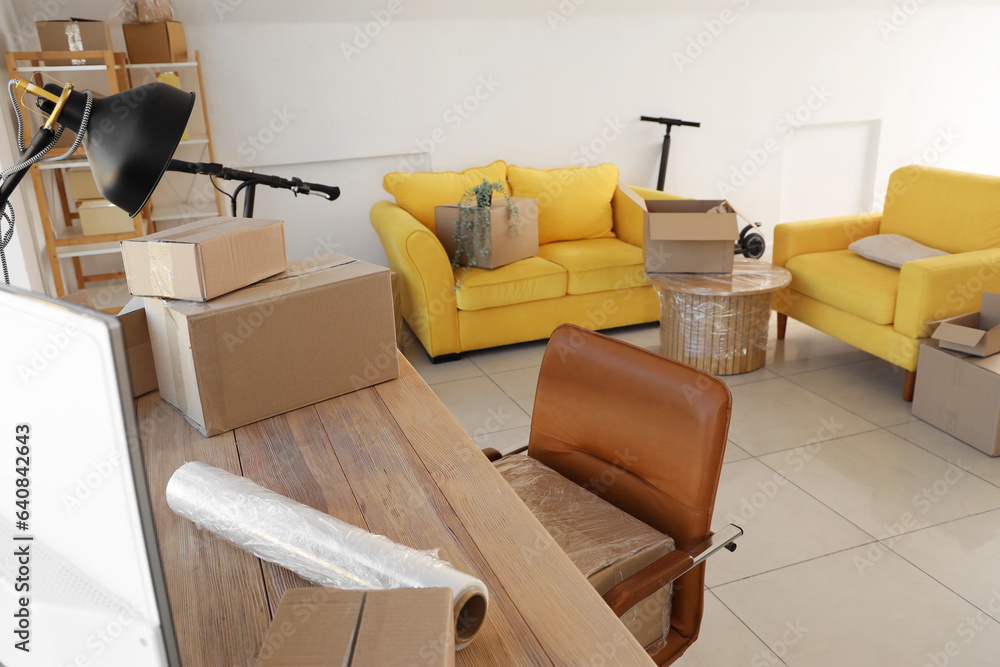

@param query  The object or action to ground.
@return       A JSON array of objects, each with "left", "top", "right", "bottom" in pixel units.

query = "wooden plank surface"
[{"left": 376, "top": 358, "right": 657, "bottom": 666}]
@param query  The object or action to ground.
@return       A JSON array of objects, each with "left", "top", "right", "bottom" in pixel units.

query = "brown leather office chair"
[{"left": 486, "top": 323, "right": 740, "bottom": 665}]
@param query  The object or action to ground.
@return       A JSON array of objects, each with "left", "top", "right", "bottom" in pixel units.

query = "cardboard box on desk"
[
  {"left": 145, "top": 252, "right": 399, "bottom": 436},
  {"left": 932, "top": 292, "right": 1000, "bottom": 357},
  {"left": 119, "top": 297, "right": 157, "bottom": 397},
  {"left": 912, "top": 341, "right": 1000, "bottom": 456},
  {"left": 435, "top": 198, "right": 539, "bottom": 269},
  {"left": 36, "top": 19, "right": 113, "bottom": 66},
  {"left": 256, "top": 588, "right": 454, "bottom": 667},
  {"left": 121, "top": 217, "right": 286, "bottom": 302}
]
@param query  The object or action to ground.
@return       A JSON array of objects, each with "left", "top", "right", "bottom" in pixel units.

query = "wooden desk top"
[{"left": 139, "top": 353, "right": 655, "bottom": 666}]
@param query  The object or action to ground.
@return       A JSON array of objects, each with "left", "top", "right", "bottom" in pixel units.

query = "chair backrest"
[
  {"left": 528, "top": 323, "right": 732, "bottom": 661},
  {"left": 880, "top": 165, "right": 1000, "bottom": 254}
]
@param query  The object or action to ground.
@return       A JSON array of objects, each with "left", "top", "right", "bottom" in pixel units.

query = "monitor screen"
[{"left": 0, "top": 286, "right": 179, "bottom": 667}]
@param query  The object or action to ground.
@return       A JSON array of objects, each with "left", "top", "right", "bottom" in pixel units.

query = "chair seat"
[
  {"left": 540, "top": 238, "right": 647, "bottom": 295},
  {"left": 495, "top": 453, "right": 674, "bottom": 651},
  {"left": 454, "top": 257, "right": 567, "bottom": 311},
  {"left": 786, "top": 249, "right": 901, "bottom": 324}
]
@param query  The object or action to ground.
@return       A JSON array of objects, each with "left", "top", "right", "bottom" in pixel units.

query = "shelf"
[
  {"left": 54, "top": 242, "right": 123, "bottom": 259},
  {"left": 14, "top": 63, "right": 123, "bottom": 74},
  {"left": 34, "top": 138, "right": 209, "bottom": 170},
  {"left": 125, "top": 61, "right": 199, "bottom": 69}
]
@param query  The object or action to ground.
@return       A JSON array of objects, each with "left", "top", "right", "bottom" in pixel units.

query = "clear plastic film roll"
[{"left": 165, "top": 461, "right": 489, "bottom": 649}]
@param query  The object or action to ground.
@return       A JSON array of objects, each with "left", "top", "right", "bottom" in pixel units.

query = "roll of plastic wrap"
[{"left": 165, "top": 461, "right": 488, "bottom": 648}]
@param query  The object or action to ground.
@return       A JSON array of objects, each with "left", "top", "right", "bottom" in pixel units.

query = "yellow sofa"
[
  {"left": 371, "top": 161, "right": 674, "bottom": 360},
  {"left": 773, "top": 165, "right": 1000, "bottom": 400}
]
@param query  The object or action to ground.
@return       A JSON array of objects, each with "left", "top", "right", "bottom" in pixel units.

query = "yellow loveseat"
[
  {"left": 371, "top": 161, "right": 673, "bottom": 359},
  {"left": 773, "top": 165, "right": 1000, "bottom": 400}
]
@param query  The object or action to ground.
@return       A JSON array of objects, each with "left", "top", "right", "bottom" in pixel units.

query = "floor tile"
[
  {"left": 728, "top": 378, "right": 877, "bottom": 456},
  {"left": 602, "top": 323, "right": 661, "bottom": 349},
  {"left": 429, "top": 376, "right": 531, "bottom": 435},
  {"left": 723, "top": 441, "right": 752, "bottom": 464},
  {"left": 491, "top": 366, "right": 540, "bottom": 417},
  {"left": 767, "top": 319, "right": 875, "bottom": 376},
  {"left": 889, "top": 509, "right": 1000, "bottom": 621},
  {"left": 722, "top": 366, "right": 778, "bottom": 388},
  {"left": 708, "top": 459, "right": 873, "bottom": 587},
  {"left": 467, "top": 339, "right": 548, "bottom": 375},
  {"left": 403, "top": 345, "right": 484, "bottom": 385},
  {"left": 890, "top": 420, "right": 1000, "bottom": 488},
  {"left": 788, "top": 359, "right": 915, "bottom": 428},
  {"left": 761, "top": 429, "right": 1000, "bottom": 539},
  {"left": 714, "top": 545, "right": 1000, "bottom": 667},
  {"left": 674, "top": 591, "right": 788, "bottom": 667},
  {"left": 473, "top": 425, "right": 531, "bottom": 453}
]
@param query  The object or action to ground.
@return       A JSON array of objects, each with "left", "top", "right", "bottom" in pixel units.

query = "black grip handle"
[
  {"left": 300, "top": 181, "right": 340, "bottom": 201},
  {"left": 640, "top": 116, "right": 701, "bottom": 128}
]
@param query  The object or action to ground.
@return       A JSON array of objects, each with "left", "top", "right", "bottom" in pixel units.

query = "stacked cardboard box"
[{"left": 123, "top": 217, "right": 399, "bottom": 436}]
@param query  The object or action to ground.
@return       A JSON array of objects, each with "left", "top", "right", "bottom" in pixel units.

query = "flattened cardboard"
[
  {"left": 621, "top": 185, "right": 739, "bottom": 274},
  {"left": 36, "top": 19, "right": 113, "bottom": 65},
  {"left": 434, "top": 198, "right": 539, "bottom": 269},
  {"left": 912, "top": 341, "right": 1000, "bottom": 456},
  {"left": 123, "top": 21, "right": 188, "bottom": 63},
  {"left": 145, "top": 252, "right": 398, "bottom": 436},
  {"left": 79, "top": 199, "right": 136, "bottom": 236},
  {"left": 118, "top": 297, "right": 158, "bottom": 397},
  {"left": 255, "top": 588, "right": 454, "bottom": 667},
  {"left": 931, "top": 292, "right": 1000, "bottom": 357},
  {"left": 121, "top": 217, "right": 286, "bottom": 302}
]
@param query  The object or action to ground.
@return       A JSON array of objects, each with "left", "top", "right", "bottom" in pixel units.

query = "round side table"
[{"left": 646, "top": 259, "right": 792, "bottom": 375}]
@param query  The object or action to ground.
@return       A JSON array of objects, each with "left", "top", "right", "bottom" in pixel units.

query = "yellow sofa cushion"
[
  {"left": 454, "top": 257, "right": 567, "bottom": 311},
  {"left": 539, "top": 238, "right": 646, "bottom": 295},
  {"left": 786, "top": 249, "right": 901, "bottom": 325},
  {"left": 507, "top": 164, "right": 618, "bottom": 245},
  {"left": 382, "top": 160, "right": 508, "bottom": 233},
  {"left": 880, "top": 165, "right": 1000, "bottom": 254}
]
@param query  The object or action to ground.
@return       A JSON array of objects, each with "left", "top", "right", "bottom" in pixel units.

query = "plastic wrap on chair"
[
  {"left": 165, "top": 461, "right": 489, "bottom": 649},
  {"left": 495, "top": 454, "right": 674, "bottom": 654}
]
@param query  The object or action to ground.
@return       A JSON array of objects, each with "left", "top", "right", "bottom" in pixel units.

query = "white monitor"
[{"left": 0, "top": 285, "right": 179, "bottom": 667}]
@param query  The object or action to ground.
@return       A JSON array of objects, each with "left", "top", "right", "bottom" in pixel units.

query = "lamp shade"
[{"left": 40, "top": 82, "right": 195, "bottom": 217}]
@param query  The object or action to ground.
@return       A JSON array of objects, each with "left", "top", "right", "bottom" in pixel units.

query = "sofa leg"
[
  {"left": 903, "top": 370, "right": 916, "bottom": 402},
  {"left": 776, "top": 313, "right": 787, "bottom": 340},
  {"left": 431, "top": 353, "right": 462, "bottom": 364}
]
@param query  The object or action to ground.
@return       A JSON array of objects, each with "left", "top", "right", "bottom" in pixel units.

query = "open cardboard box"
[
  {"left": 931, "top": 292, "right": 1000, "bottom": 357},
  {"left": 435, "top": 198, "right": 539, "bottom": 270}
]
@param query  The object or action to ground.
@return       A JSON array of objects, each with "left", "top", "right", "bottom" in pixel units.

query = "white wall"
[{"left": 5, "top": 0, "right": 1000, "bottom": 280}]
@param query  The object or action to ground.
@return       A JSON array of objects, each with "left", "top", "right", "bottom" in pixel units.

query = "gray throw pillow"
[{"left": 848, "top": 234, "right": 948, "bottom": 269}]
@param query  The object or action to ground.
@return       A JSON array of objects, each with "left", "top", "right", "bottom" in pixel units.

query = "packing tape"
[
  {"left": 148, "top": 244, "right": 177, "bottom": 298},
  {"left": 166, "top": 462, "right": 489, "bottom": 649}
]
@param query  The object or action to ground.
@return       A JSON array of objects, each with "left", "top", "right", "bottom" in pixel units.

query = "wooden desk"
[{"left": 139, "top": 353, "right": 656, "bottom": 666}]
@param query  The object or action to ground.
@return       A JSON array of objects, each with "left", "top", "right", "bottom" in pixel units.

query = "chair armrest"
[
  {"left": 370, "top": 201, "right": 460, "bottom": 357},
  {"left": 603, "top": 524, "right": 743, "bottom": 617},
  {"left": 611, "top": 185, "right": 687, "bottom": 248},
  {"left": 895, "top": 248, "right": 1000, "bottom": 339},
  {"left": 773, "top": 213, "right": 882, "bottom": 267}
]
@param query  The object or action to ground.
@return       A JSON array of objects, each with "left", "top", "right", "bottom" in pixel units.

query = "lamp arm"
[{"left": 167, "top": 159, "right": 340, "bottom": 202}]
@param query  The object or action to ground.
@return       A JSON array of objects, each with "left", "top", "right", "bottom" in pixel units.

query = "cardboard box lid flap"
[
  {"left": 933, "top": 322, "right": 988, "bottom": 347},
  {"left": 972, "top": 354, "right": 1000, "bottom": 374},
  {"left": 128, "top": 217, "right": 282, "bottom": 245}
]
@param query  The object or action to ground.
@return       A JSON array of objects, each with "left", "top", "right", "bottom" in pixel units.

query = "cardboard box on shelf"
[
  {"left": 256, "top": 588, "right": 454, "bottom": 667},
  {"left": 118, "top": 297, "right": 157, "bottom": 397},
  {"left": 121, "top": 217, "right": 286, "bottom": 302},
  {"left": 622, "top": 186, "right": 739, "bottom": 274},
  {"left": 123, "top": 21, "right": 187, "bottom": 63},
  {"left": 137, "top": 0, "right": 174, "bottom": 23},
  {"left": 79, "top": 199, "right": 136, "bottom": 236},
  {"left": 66, "top": 168, "right": 102, "bottom": 201},
  {"left": 145, "top": 252, "right": 398, "bottom": 436},
  {"left": 912, "top": 341, "right": 1000, "bottom": 456},
  {"left": 435, "top": 198, "right": 539, "bottom": 269},
  {"left": 60, "top": 290, "right": 97, "bottom": 309},
  {"left": 931, "top": 292, "right": 1000, "bottom": 357},
  {"left": 36, "top": 19, "right": 113, "bottom": 66}
]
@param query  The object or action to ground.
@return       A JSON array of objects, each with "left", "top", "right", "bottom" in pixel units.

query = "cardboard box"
[
  {"left": 256, "top": 588, "right": 454, "bottom": 667},
  {"left": 79, "top": 199, "right": 136, "bottom": 236},
  {"left": 60, "top": 290, "right": 96, "bottom": 309},
  {"left": 622, "top": 186, "right": 738, "bottom": 274},
  {"left": 145, "top": 252, "right": 399, "bottom": 436},
  {"left": 912, "top": 342, "right": 1000, "bottom": 456},
  {"left": 390, "top": 270, "right": 404, "bottom": 352},
  {"left": 137, "top": 0, "right": 174, "bottom": 23},
  {"left": 123, "top": 21, "right": 188, "bottom": 64},
  {"left": 118, "top": 297, "right": 158, "bottom": 397},
  {"left": 66, "top": 168, "right": 102, "bottom": 201},
  {"left": 121, "top": 217, "right": 287, "bottom": 302},
  {"left": 36, "top": 19, "right": 113, "bottom": 66},
  {"left": 435, "top": 198, "right": 539, "bottom": 269},
  {"left": 931, "top": 292, "right": 1000, "bottom": 357}
]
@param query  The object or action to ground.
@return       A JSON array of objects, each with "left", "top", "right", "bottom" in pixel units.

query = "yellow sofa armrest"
[
  {"left": 370, "top": 200, "right": 460, "bottom": 357},
  {"left": 611, "top": 185, "right": 686, "bottom": 248},
  {"left": 773, "top": 213, "right": 882, "bottom": 267},
  {"left": 895, "top": 248, "right": 1000, "bottom": 339}
]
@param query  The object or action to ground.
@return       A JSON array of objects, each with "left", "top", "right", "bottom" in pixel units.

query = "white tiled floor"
[{"left": 402, "top": 318, "right": 1000, "bottom": 666}]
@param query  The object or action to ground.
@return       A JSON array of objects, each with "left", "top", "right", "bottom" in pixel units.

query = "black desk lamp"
[{"left": 0, "top": 78, "right": 340, "bottom": 285}]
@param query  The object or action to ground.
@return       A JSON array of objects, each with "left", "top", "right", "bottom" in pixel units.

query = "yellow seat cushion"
[
  {"left": 454, "top": 257, "right": 567, "bottom": 311},
  {"left": 382, "top": 160, "right": 508, "bottom": 233},
  {"left": 539, "top": 238, "right": 646, "bottom": 295},
  {"left": 786, "top": 249, "right": 901, "bottom": 325},
  {"left": 507, "top": 164, "right": 618, "bottom": 245}
]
